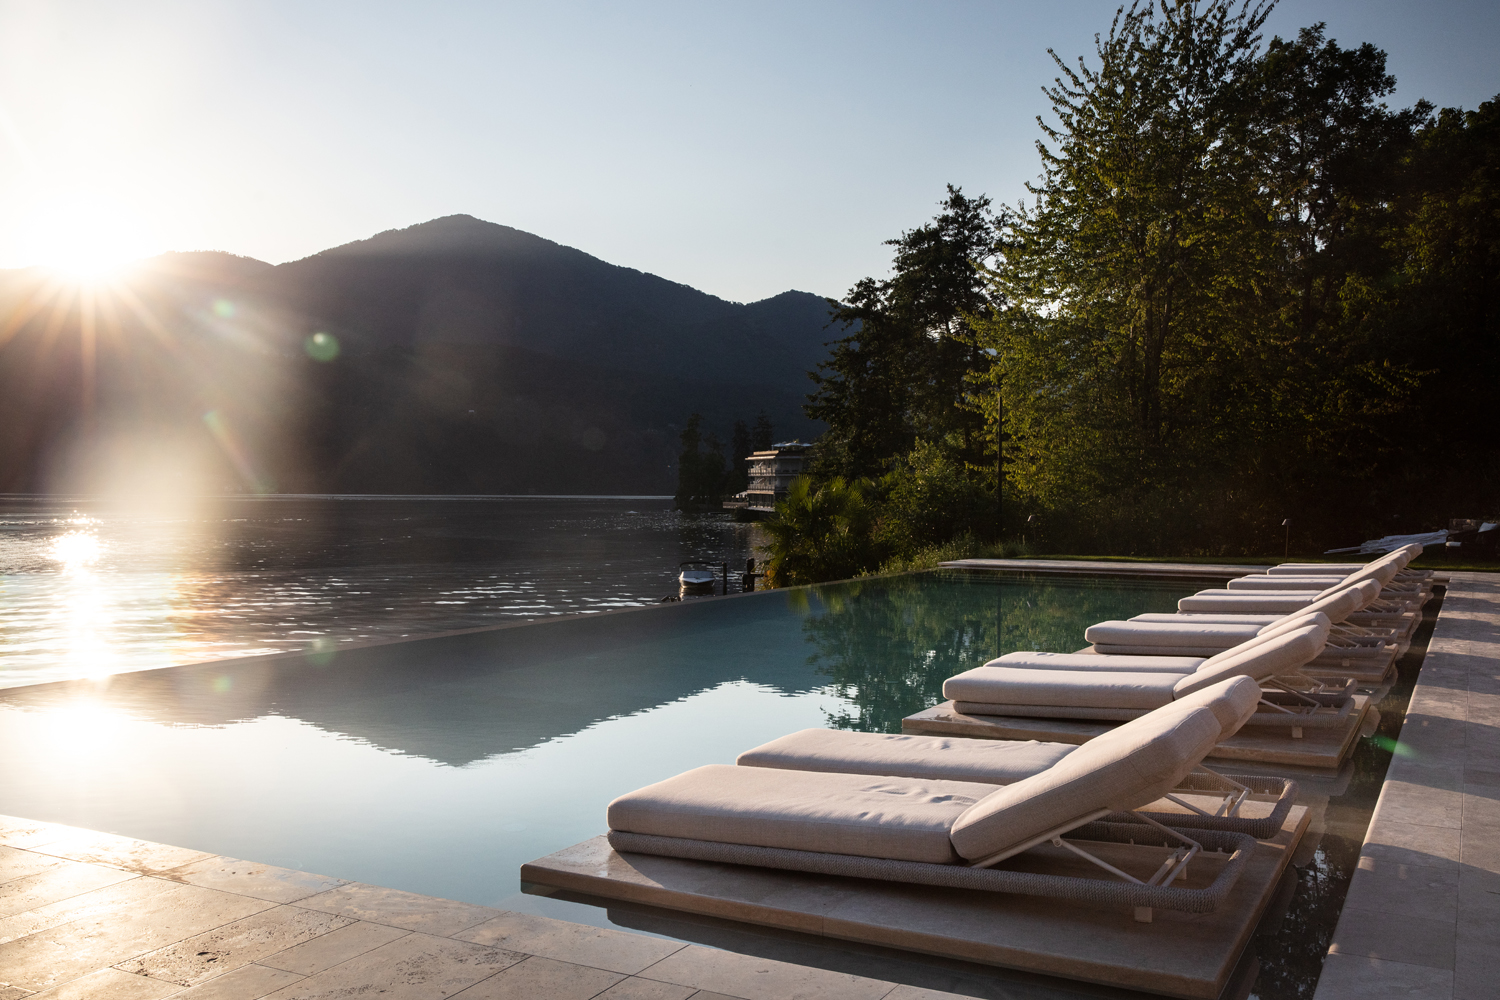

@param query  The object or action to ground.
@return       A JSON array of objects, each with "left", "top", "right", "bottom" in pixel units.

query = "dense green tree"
[
  {"left": 770, "top": 1, "right": 1498, "bottom": 573},
  {"left": 726, "top": 419, "right": 752, "bottom": 494},
  {"left": 751, "top": 411, "right": 775, "bottom": 451},
  {"left": 966, "top": 0, "right": 1465, "bottom": 552},
  {"left": 673, "top": 413, "right": 727, "bottom": 509},
  {"left": 807, "top": 186, "right": 997, "bottom": 481},
  {"left": 874, "top": 441, "right": 997, "bottom": 555}
]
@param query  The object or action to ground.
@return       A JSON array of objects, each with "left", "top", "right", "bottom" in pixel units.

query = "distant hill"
[{"left": 0, "top": 217, "right": 834, "bottom": 495}]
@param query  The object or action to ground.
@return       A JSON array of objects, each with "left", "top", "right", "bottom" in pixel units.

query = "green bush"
[
  {"left": 875, "top": 441, "right": 997, "bottom": 557},
  {"left": 762, "top": 476, "right": 884, "bottom": 586}
]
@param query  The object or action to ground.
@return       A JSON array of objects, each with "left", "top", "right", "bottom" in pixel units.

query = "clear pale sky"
[{"left": 1, "top": 0, "right": 1496, "bottom": 303}]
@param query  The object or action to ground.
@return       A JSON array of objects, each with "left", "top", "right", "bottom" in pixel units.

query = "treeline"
[
  {"left": 674, "top": 411, "right": 775, "bottom": 509},
  {"left": 768, "top": 0, "right": 1500, "bottom": 583}
]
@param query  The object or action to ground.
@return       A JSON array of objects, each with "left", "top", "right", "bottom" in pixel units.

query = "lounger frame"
[{"left": 608, "top": 818, "right": 1256, "bottom": 922}]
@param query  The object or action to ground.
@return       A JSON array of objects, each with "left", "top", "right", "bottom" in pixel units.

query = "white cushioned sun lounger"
[
  {"left": 735, "top": 677, "right": 1298, "bottom": 839},
  {"left": 1183, "top": 552, "right": 1423, "bottom": 615},
  {"left": 608, "top": 696, "right": 1259, "bottom": 919},
  {"left": 943, "top": 625, "right": 1350, "bottom": 733},
  {"left": 1089, "top": 588, "right": 1399, "bottom": 664}
]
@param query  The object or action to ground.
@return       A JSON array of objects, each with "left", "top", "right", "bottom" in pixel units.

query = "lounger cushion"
[
  {"left": 948, "top": 706, "right": 1221, "bottom": 862},
  {"left": 606, "top": 764, "right": 996, "bottom": 864},
  {"left": 1132, "top": 613, "right": 1284, "bottom": 625},
  {"left": 737, "top": 730, "right": 1075, "bottom": 784},
  {"left": 1196, "top": 613, "right": 1330, "bottom": 670},
  {"left": 1173, "top": 624, "right": 1326, "bottom": 696},
  {"left": 1084, "top": 620, "right": 1260, "bottom": 649},
  {"left": 983, "top": 651, "right": 1203, "bottom": 674},
  {"left": 1154, "top": 675, "right": 1261, "bottom": 739},
  {"left": 1228, "top": 576, "right": 1344, "bottom": 590},
  {"left": 944, "top": 666, "right": 1180, "bottom": 710},
  {"left": 1178, "top": 593, "right": 1322, "bottom": 614}
]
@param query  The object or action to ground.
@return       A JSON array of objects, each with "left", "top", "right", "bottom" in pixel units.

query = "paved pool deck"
[
  {"left": 940, "top": 558, "right": 1257, "bottom": 579},
  {"left": 0, "top": 813, "right": 963, "bottom": 1000},
  {"left": 1313, "top": 570, "right": 1500, "bottom": 1000}
]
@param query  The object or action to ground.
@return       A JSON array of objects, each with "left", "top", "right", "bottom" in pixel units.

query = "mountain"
[{"left": 0, "top": 217, "right": 836, "bottom": 495}]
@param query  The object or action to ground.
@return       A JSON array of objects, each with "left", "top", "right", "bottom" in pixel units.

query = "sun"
[{"left": 15, "top": 191, "right": 161, "bottom": 282}]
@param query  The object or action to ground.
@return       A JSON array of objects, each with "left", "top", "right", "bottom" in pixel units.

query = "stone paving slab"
[
  {"left": 1314, "top": 572, "right": 1500, "bottom": 1000},
  {"left": 0, "top": 815, "right": 970, "bottom": 1000},
  {"left": 940, "top": 558, "right": 1257, "bottom": 579}
]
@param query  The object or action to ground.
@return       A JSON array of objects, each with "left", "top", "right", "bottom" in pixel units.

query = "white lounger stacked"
[
  {"left": 1176, "top": 548, "right": 1426, "bottom": 637},
  {"left": 607, "top": 677, "right": 1279, "bottom": 921},
  {"left": 941, "top": 622, "right": 1348, "bottom": 738},
  {"left": 1087, "top": 580, "right": 1402, "bottom": 683}
]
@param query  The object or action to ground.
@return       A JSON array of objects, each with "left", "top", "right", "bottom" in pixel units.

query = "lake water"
[{"left": 0, "top": 495, "right": 762, "bottom": 689}]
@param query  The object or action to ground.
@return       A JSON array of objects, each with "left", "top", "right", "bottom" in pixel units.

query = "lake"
[{"left": 0, "top": 495, "right": 763, "bottom": 689}]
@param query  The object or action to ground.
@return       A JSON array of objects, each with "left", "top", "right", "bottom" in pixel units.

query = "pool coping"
[
  {"left": 1311, "top": 571, "right": 1499, "bottom": 1000},
  {"left": 0, "top": 813, "right": 956, "bottom": 999}
]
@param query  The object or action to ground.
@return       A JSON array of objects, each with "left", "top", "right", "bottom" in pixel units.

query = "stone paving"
[
  {"left": 940, "top": 558, "right": 1253, "bottom": 579},
  {"left": 0, "top": 814, "right": 961, "bottom": 1000},
  {"left": 1314, "top": 571, "right": 1500, "bottom": 1000}
]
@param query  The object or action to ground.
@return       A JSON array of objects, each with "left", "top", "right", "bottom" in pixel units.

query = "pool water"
[{"left": 0, "top": 569, "right": 1430, "bottom": 999}]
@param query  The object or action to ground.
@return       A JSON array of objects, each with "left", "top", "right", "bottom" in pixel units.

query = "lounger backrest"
[
  {"left": 1245, "top": 611, "right": 1330, "bottom": 645},
  {"left": 948, "top": 705, "right": 1221, "bottom": 862},
  {"left": 1267, "top": 586, "right": 1361, "bottom": 627},
  {"left": 1331, "top": 551, "right": 1404, "bottom": 591},
  {"left": 1200, "top": 613, "right": 1329, "bottom": 669},
  {"left": 1313, "top": 574, "right": 1384, "bottom": 605},
  {"left": 1172, "top": 623, "right": 1327, "bottom": 696},
  {"left": 1085, "top": 675, "right": 1259, "bottom": 743}
]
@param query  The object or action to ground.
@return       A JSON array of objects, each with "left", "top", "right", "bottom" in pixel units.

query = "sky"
[{"left": 0, "top": 0, "right": 1497, "bottom": 303}]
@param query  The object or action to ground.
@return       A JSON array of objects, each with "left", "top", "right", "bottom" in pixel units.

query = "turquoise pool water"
[
  {"left": 0, "top": 570, "right": 1193, "bottom": 893},
  {"left": 0, "top": 568, "right": 1420, "bottom": 998}
]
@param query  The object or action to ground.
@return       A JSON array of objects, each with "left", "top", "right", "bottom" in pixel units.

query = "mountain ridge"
[{"left": 0, "top": 215, "right": 834, "bottom": 495}]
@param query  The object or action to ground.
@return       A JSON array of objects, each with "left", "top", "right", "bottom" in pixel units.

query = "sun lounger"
[
  {"left": 1086, "top": 587, "right": 1402, "bottom": 680},
  {"left": 735, "top": 676, "right": 1298, "bottom": 839},
  {"left": 944, "top": 625, "right": 1350, "bottom": 737},
  {"left": 1268, "top": 543, "right": 1430, "bottom": 581},
  {"left": 608, "top": 695, "right": 1259, "bottom": 920},
  {"left": 1202, "top": 550, "right": 1428, "bottom": 613}
]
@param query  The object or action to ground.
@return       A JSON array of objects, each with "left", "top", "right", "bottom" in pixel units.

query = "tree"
[
  {"left": 673, "top": 413, "right": 726, "bottom": 509},
  {"left": 807, "top": 186, "right": 997, "bottom": 481},
  {"left": 969, "top": 1, "right": 1444, "bottom": 551},
  {"left": 727, "top": 419, "right": 752, "bottom": 494},
  {"left": 751, "top": 411, "right": 774, "bottom": 451}
]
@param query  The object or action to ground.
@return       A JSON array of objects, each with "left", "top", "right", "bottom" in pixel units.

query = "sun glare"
[
  {"left": 15, "top": 192, "right": 160, "bottom": 282},
  {"left": 48, "top": 528, "right": 103, "bottom": 571}
]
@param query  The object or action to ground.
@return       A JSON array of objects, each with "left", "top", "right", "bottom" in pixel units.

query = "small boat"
[{"left": 678, "top": 561, "right": 721, "bottom": 596}]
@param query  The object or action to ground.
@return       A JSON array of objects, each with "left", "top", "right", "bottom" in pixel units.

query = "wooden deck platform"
[
  {"left": 522, "top": 807, "right": 1310, "bottom": 1000},
  {"left": 902, "top": 696, "right": 1372, "bottom": 772}
]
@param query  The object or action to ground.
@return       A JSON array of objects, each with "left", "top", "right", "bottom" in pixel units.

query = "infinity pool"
[{"left": 0, "top": 569, "right": 1426, "bottom": 999}]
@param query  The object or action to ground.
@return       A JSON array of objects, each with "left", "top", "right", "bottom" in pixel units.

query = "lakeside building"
[{"left": 741, "top": 442, "right": 813, "bottom": 512}]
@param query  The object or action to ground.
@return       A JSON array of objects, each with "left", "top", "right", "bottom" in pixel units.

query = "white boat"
[{"left": 678, "top": 562, "right": 720, "bottom": 595}]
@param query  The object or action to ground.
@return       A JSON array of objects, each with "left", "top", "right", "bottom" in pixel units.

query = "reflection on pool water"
[{"left": 0, "top": 569, "right": 1428, "bottom": 999}]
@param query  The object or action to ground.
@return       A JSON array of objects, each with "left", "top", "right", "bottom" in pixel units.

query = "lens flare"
[
  {"left": 305, "top": 331, "right": 340, "bottom": 362},
  {"left": 212, "top": 298, "right": 236, "bottom": 319},
  {"left": 203, "top": 409, "right": 273, "bottom": 494}
]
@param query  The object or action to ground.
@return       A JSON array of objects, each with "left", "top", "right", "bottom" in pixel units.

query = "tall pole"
[{"left": 1282, "top": 519, "right": 1290, "bottom": 558}]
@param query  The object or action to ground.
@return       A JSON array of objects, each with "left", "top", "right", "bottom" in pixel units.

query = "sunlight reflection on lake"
[{"left": 0, "top": 496, "right": 762, "bottom": 688}]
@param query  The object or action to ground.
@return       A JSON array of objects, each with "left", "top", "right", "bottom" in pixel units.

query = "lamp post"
[{"left": 1281, "top": 519, "right": 1290, "bottom": 559}]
